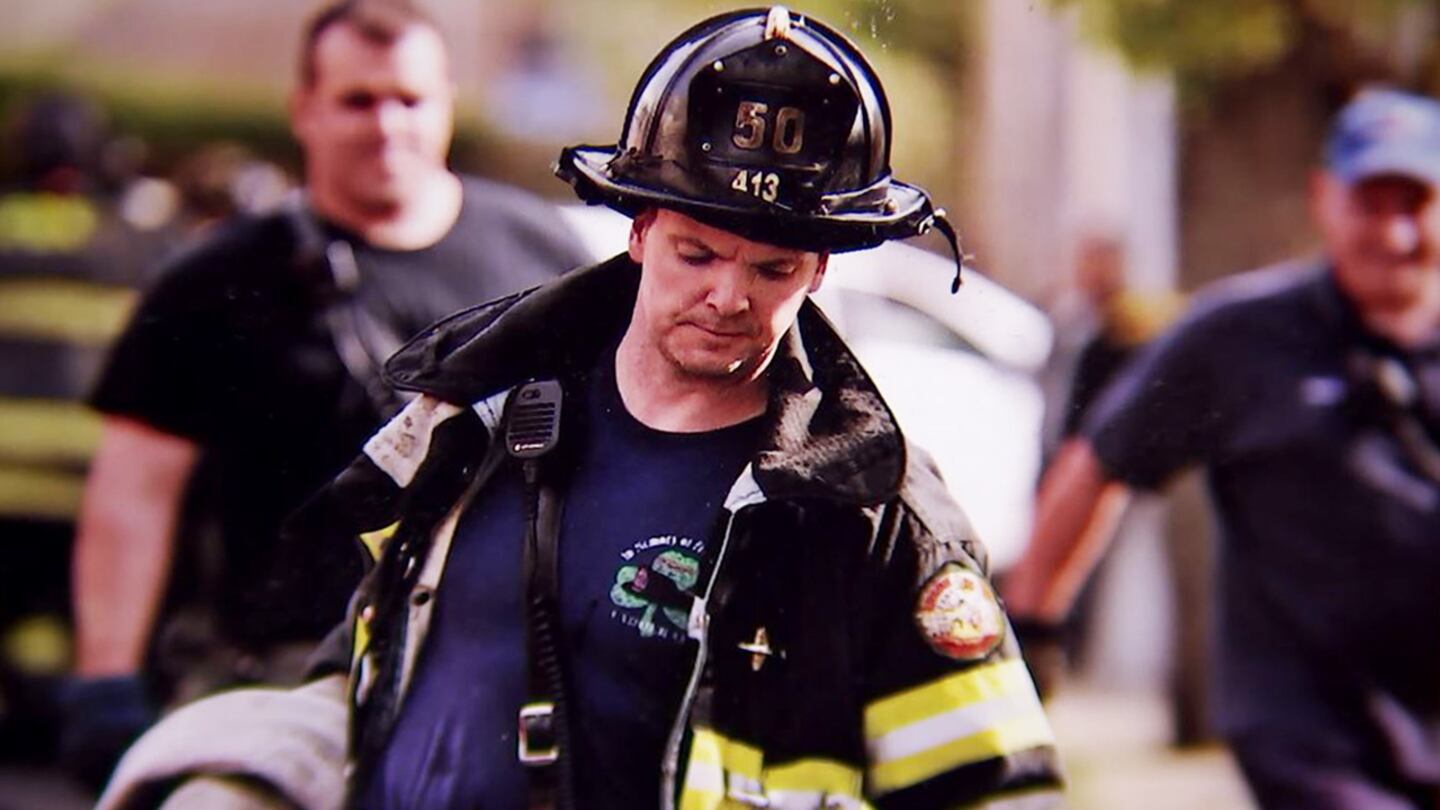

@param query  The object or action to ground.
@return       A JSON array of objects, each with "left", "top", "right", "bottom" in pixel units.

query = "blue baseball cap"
[{"left": 1326, "top": 88, "right": 1440, "bottom": 187}]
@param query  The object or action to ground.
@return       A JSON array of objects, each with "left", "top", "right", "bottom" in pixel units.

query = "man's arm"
[
  {"left": 1001, "top": 437, "right": 1132, "bottom": 622},
  {"left": 72, "top": 415, "right": 199, "bottom": 676}
]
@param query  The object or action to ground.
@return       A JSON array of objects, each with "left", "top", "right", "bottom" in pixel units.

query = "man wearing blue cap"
[{"left": 1005, "top": 87, "right": 1440, "bottom": 809}]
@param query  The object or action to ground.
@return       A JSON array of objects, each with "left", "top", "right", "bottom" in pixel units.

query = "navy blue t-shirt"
[
  {"left": 364, "top": 352, "right": 761, "bottom": 808},
  {"left": 1084, "top": 262, "right": 1440, "bottom": 749}
]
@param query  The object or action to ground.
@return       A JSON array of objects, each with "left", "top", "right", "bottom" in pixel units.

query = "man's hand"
[
  {"left": 1000, "top": 438, "right": 1136, "bottom": 702},
  {"left": 56, "top": 674, "right": 157, "bottom": 791},
  {"left": 1008, "top": 617, "right": 1068, "bottom": 700}
]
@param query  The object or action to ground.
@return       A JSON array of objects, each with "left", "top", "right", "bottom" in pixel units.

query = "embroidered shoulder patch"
[
  {"left": 363, "top": 396, "right": 462, "bottom": 488},
  {"left": 914, "top": 563, "right": 1005, "bottom": 661}
]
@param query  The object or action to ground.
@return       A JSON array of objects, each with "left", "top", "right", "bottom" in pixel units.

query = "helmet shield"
[{"left": 679, "top": 41, "right": 858, "bottom": 211}]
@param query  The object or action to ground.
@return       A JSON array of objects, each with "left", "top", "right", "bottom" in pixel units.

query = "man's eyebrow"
[
  {"left": 752, "top": 256, "right": 799, "bottom": 272},
  {"left": 672, "top": 235, "right": 727, "bottom": 257}
]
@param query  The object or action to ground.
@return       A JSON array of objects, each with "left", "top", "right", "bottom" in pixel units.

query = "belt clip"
[{"left": 517, "top": 702, "right": 560, "bottom": 766}]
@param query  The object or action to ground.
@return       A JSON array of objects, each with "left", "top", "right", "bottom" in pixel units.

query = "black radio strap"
[
  {"left": 285, "top": 195, "right": 407, "bottom": 417},
  {"left": 506, "top": 380, "right": 574, "bottom": 810}
]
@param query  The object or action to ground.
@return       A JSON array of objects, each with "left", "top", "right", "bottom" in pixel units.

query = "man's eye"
[
  {"left": 342, "top": 92, "right": 378, "bottom": 111},
  {"left": 758, "top": 264, "right": 796, "bottom": 278},
  {"left": 679, "top": 252, "right": 713, "bottom": 265},
  {"left": 398, "top": 94, "right": 422, "bottom": 109}
]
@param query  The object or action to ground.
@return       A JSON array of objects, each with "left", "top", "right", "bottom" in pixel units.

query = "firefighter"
[{"left": 100, "top": 9, "right": 1062, "bottom": 809}]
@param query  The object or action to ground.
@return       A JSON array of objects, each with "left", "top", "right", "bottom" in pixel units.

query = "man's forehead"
[
  {"left": 309, "top": 21, "right": 450, "bottom": 88},
  {"left": 1345, "top": 172, "right": 1437, "bottom": 200},
  {"left": 656, "top": 209, "right": 813, "bottom": 262}
]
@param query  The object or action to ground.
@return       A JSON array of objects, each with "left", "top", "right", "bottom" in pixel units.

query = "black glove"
[
  {"left": 1009, "top": 618, "right": 1068, "bottom": 701},
  {"left": 56, "top": 674, "right": 158, "bottom": 791}
]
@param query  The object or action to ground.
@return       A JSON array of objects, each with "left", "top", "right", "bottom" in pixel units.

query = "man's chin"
[
  {"left": 678, "top": 359, "right": 748, "bottom": 379},
  {"left": 346, "top": 182, "right": 410, "bottom": 214},
  {"left": 667, "top": 348, "right": 755, "bottom": 380},
  {"left": 350, "top": 167, "right": 425, "bottom": 206}
]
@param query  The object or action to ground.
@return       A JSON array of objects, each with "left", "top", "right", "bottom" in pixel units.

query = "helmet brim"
[{"left": 557, "top": 145, "right": 935, "bottom": 254}]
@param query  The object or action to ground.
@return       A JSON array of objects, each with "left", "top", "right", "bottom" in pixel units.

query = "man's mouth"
[{"left": 684, "top": 321, "right": 751, "bottom": 339}]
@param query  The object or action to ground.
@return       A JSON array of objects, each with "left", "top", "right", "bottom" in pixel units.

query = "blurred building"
[{"left": 974, "top": 0, "right": 1185, "bottom": 704}]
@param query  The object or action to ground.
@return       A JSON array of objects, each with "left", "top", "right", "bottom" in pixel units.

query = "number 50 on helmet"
[{"left": 557, "top": 6, "right": 964, "bottom": 283}]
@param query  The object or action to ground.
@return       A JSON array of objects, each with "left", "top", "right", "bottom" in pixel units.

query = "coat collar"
[{"left": 384, "top": 254, "right": 906, "bottom": 505}]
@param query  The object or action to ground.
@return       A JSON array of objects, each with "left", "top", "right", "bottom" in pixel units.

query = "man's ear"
[
  {"left": 288, "top": 87, "right": 311, "bottom": 143},
  {"left": 1309, "top": 169, "right": 1339, "bottom": 233},
  {"left": 628, "top": 208, "right": 658, "bottom": 263},
  {"left": 808, "top": 252, "right": 830, "bottom": 294}
]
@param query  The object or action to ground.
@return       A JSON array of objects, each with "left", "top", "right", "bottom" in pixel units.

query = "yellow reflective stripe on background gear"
[
  {"left": 0, "top": 461, "right": 85, "bottom": 520},
  {"left": 0, "top": 279, "right": 135, "bottom": 346},
  {"left": 0, "top": 193, "right": 99, "bottom": 253},
  {"left": 0, "top": 398, "right": 103, "bottom": 466},
  {"left": 679, "top": 727, "right": 869, "bottom": 809},
  {"left": 864, "top": 659, "right": 1054, "bottom": 796}
]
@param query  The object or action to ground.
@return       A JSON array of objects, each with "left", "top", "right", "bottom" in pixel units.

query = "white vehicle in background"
[{"left": 559, "top": 205, "right": 1052, "bottom": 569}]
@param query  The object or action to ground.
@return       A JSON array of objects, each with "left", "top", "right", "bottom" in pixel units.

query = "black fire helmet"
[{"left": 556, "top": 6, "right": 966, "bottom": 290}]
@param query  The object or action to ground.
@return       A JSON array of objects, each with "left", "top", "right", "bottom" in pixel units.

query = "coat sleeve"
[
  {"left": 284, "top": 395, "right": 469, "bottom": 562},
  {"left": 861, "top": 445, "right": 1064, "bottom": 809},
  {"left": 96, "top": 675, "right": 348, "bottom": 810},
  {"left": 281, "top": 394, "right": 481, "bottom": 680}
]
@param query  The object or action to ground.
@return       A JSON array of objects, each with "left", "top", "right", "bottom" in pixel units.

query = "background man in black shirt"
[
  {"left": 1004, "top": 88, "right": 1440, "bottom": 809},
  {"left": 61, "top": 0, "right": 588, "bottom": 786}
]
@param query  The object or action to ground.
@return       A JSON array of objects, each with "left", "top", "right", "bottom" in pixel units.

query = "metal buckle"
[{"left": 517, "top": 702, "right": 560, "bottom": 766}]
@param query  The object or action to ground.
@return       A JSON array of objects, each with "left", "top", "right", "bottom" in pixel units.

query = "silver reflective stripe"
[
  {"left": 724, "top": 463, "right": 766, "bottom": 511},
  {"left": 679, "top": 770, "right": 869, "bottom": 810},
  {"left": 868, "top": 690, "right": 1043, "bottom": 765},
  {"left": 354, "top": 651, "right": 375, "bottom": 705},
  {"left": 661, "top": 464, "right": 769, "bottom": 810},
  {"left": 726, "top": 773, "right": 769, "bottom": 806},
  {"left": 394, "top": 467, "right": 487, "bottom": 701},
  {"left": 682, "top": 758, "right": 725, "bottom": 794},
  {"left": 769, "top": 790, "right": 866, "bottom": 810},
  {"left": 471, "top": 388, "right": 510, "bottom": 434}
]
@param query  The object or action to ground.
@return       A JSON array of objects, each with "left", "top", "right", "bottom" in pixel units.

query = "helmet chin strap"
[{"left": 928, "top": 208, "right": 968, "bottom": 294}]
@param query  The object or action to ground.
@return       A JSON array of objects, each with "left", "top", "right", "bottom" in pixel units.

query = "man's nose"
[
  {"left": 705, "top": 265, "right": 751, "bottom": 316},
  {"left": 371, "top": 99, "right": 408, "bottom": 137},
  {"left": 1379, "top": 213, "right": 1421, "bottom": 256}
]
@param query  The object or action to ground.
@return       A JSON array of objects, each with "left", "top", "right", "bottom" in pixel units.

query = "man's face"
[
  {"left": 291, "top": 22, "right": 454, "bottom": 214},
  {"left": 627, "top": 209, "right": 827, "bottom": 381},
  {"left": 1314, "top": 171, "right": 1440, "bottom": 315}
]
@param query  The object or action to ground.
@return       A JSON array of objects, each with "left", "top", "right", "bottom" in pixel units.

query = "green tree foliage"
[{"left": 1053, "top": 0, "right": 1435, "bottom": 98}]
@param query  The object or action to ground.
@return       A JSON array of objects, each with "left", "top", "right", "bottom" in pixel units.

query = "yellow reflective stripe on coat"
[
  {"left": 350, "top": 605, "right": 379, "bottom": 706},
  {"left": 679, "top": 727, "right": 868, "bottom": 809},
  {"left": 359, "top": 521, "right": 400, "bottom": 562},
  {"left": 864, "top": 659, "right": 1054, "bottom": 796},
  {"left": 352, "top": 615, "right": 371, "bottom": 662}
]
